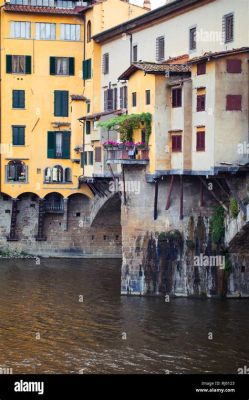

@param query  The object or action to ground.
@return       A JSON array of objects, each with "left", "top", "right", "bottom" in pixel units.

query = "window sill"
[
  {"left": 6, "top": 181, "right": 28, "bottom": 184},
  {"left": 12, "top": 108, "right": 26, "bottom": 110},
  {"left": 43, "top": 181, "right": 72, "bottom": 184}
]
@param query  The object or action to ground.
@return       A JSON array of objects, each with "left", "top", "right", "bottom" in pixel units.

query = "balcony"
[
  {"left": 105, "top": 147, "right": 149, "bottom": 165},
  {"left": 45, "top": 200, "right": 64, "bottom": 213},
  {"left": 8, "top": 0, "right": 88, "bottom": 8}
]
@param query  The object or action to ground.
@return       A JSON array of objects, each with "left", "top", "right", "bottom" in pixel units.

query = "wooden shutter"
[
  {"left": 13, "top": 90, "right": 25, "bottom": 108},
  {"left": 95, "top": 147, "right": 101, "bottom": 162},
  {"left": 25, "top": 56, "right": 31, "bottom": 74},
  {"left": 89, "top": 151, "right": 93, "bottom": 165},
  {"left": 197, "top": 62, "right": 206, "bottom": 75},
  {"left": 124, "top": 86, "right": 127, "bottom": 108},
  {"left": 69, "top": 57, "right": 75, "bottom": 76},
  {"left": 226, "top": 95, "right": 242, "bottom": 111},
  {"left": 196, "top": 131, "right": 205, "bottom": 151},
  {"left": 132, "top": 92, "right": 136, "bottom": 107},
  {"left": 83, "top": 59, "right": 91, "bottom": 79},
  {"left": 172, "top": 135, "right": 182, "bottom": 152},
  {"left": 50, "top": 57, "right": 56, "bottom": 75},
  {"left": 120, "top": 87, "right": 124, "bottom": 109},
  {"left": 19, "top": 90, "right": 25, "bottom": 108},
  {"left": 226, "top": 59, "right": 241, "bottom": 73},
  {"left": 54, "top": 91, "right": 60, "bottom": 116},
  {"left": 12, "top": 126, "right": 24, "bottom": 145},
  {"left": 156, "top": 36, "right": 164, "bottom": 61},
  {"left": 104, "top": 90, "right": 108, "bottom": 111},
  {"left": 54, "top": 91, "right": 68, "bottom": 117},
  {"left": 107, "top": 89, "right": 113, "bottom": 110},
  {"left": 81, "top": 151, "right": 88, "bottom": 167},
  {"left": 224, "top": 13, "right": 234, "bottom": 43},
  {"left": 62, "top": 131, "right": 71, "bottom": 159},
  {"left": 47, "top": 131, "right": 56, "bottom": 158},
  {"left": 114, "top": 88, "right": 117, "bottom": 110},
  {"left": 62, "top": 91, "right": 68, "bottom": 117},
  {"left": 172, "top": 88, "right": 182, "bottom": 107},
  {"left": 197, "top": 94, "right": 205, "bottom": 112},
  {"left": 6, "top": 55, "right": 12, "bottom": 73}
]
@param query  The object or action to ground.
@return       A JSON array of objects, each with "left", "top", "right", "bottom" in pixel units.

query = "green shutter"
[
  {"left": 54, "top": 91, "right": 60, "bottom": 116},
  {"left": 19, "top": 90, "right": 25, "bottom": 108},
  {"left": 81, "top": 151, "right": 88, "bottom": 166},
  {"left": 83, "top": 59, "right": 91, "bottom": 80},
  {"left": 89, "top": 151, "right": 93, "bottom": 165},
  {"left": 50, "top": 57, "right": 56, "bottom": 75},
  {"left": 12, "top": 90, "right": 18, "bottom": 108},
  {"left": 6, "top": 55, "right": 12, "bottom": 73},
  {"left": 25, "top": 56, "right": 31, "bottom": 74},
  {"left": 47, "top": 131, "right": 56, "bottom": 158},
  {"left": 69, "top": 57, "right": 75, "bottom": 76},
  {"left": 12, "top": 126, "right": 25, "bottom": 145},
  {"left": 62, "top": 91, "right": 69, "bottom": 117},
  {"left": 62, "top": 131, "right": 70, "bottom": 159}
]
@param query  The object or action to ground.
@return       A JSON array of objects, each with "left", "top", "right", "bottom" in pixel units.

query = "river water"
[{"left": 0, "top": 258, "right": 248, "bottom": 374}]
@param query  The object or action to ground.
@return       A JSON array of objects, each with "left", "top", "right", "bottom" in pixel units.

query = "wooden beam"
[
  {"left": 165, "top": 175, "right": 174, "bottom": 210},
  {"left": 214, "top": 178, "right": 230, "bottom": 199},
  {"left": 199, "top": 177, "right": 228, "bottom": 211},
  {"left": 154, "top": 179, "right": 159, "bottom": 220},
  {"left": 122, "top": 165, "right": 127, "bottom": 205},
  {"left": 180, "top": 175, "right": 183, "bottom": 220},
  {"left": 200, "top": 180, "right": 204, "bottom": 207}
]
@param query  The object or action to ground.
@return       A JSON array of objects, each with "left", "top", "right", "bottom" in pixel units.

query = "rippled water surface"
[{"left": 0, "top": 258, "right": 248, "bottom": 374}]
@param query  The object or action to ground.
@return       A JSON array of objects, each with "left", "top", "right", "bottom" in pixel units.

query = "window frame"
[
  {"left": 10, "top": 21, "right": 31, "bottom": 39},
  {"left": 172, "top": 134, "right": 182, "bottom": 152},
  {"left": 189, "top": 25, "right": 197, "bottom": 51},
  {"left": 223, "top": 13, "right": 234, "bottom": 44},
  {"left": 196, "top": 131, "right": 205, "bottom": 152},
  {"left": 12, "top": 90, "right": 25, "bottom": 109},
  {"left": 12, "top": 125, "right": 25, "bottom": 146},
  {"left": 133, "top": 44, "right": 138, "bottom": 62},
  {"left": 172, "top": 87, "right": 182, "bottom": 108},
  {"left": 102, "top": 53, "right": 109, "bottom": 75},
  {"left": 145, "top": 89, "right": 151, "bottom": 105},
  {"left": 60, "top": 23, "right": 80, "bottom": 41},
  {"left": 132, "top": 92, "right": 137, "bottom": 107},
  {"left": 36, "top": 22, "right": 56, "bottom": 40},
  {"left": 156, "top": 35, "right": 165, "bottom": 62}
]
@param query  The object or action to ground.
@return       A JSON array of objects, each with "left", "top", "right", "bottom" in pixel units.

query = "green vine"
[
  {"left": 229, "top": 197, "right": 239, "bottom": 218},
  {"left": 98, "top": 112, "right": 152, "bottom": 143},
  {"left": 210, "top": 206, "right": 225, "bottom": 245}
]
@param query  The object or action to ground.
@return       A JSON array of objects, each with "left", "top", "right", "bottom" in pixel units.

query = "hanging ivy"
[
  {"left": 210, "top": 206, "right": 225, "bottom": 245},
  {"left": 98, "top": 113, "right": 152, "bottom": 143}
]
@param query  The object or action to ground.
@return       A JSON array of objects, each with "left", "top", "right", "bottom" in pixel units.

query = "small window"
[
  {"left": 81, "top": 151, "right": 88, "bottom": 166},
  {"left": 226, "top": 95, "right": 242, "bottom": 111},
  {"left": 12, "top": 90, "right": 25, "bottom": 109},
  {"left": 145, "top": 90, "right": 151, "bottom": 105},
  {"left": 50, "top": 57, "right": 75, "bottom": 76},
  {"left": 172, "top": 88, "right": 182, "bottom": 108},
  {"left": 47, "top": 131, "right": 71, "bottom": 159},
  {"left": 87, "top": 101, "right": 91, "bottom": 113},
  {"left": 6, "top": 55, "right": 31, "bottom": 74},
  {"left": 102, "top": 53, "right": 109, "bottom": 75},
  {"left": 60, "top": 24, "right": 80, "bottom": 41},
  {"left": 36, "top": 23, "right": 55, "bottom": 40},
  {"left": 6, "top": 160, "right": 27, "bottom": 182},
  {"left": 87, "top": 20, "right": 91, "bottom": 43},
  {"left": 10, "top": 21, "right": 31, "bottom": 39},
  {"left": 120, "top": 86, "right": 128, "bottom": 109},
  {"left": 156, "top": 36, "right": 165, "bottom": 61},
  {"left": 65, "top": 167, "right": 72, "bottom": 182},
  {"left": 189, "top": 26, "right": 196, "bottom": 51},
  {"left": 85, "top": 121, "right": 91, "bottom": 135},
  {"left": 172, "top": 135, "right": 182, "bottom": 152},
  {"left": 95, "top": 147, "right": 102, "bottom": 162},
  {"left": 133, "top": 45, "right": 138, "bottom": 62},
  {"left": 197, "top": 62, "right": 206, "bottom": 75},
  {"left": 12, "top": 126, "right": 25, "bottom": 146},
  {"left": 226, "top": 59, "right": 241, "bottom": 73},
  {"left": 54, "top": 90, "right": 69, "bottom": 117},
  {"left": 132, "top": 92, "right": 137, "bottom": 107},
  {"left": 196, "top": 131, "right": 205, "bottom": 151},
  {"left": 223, "top": 13, "right": 234, "bottom": 43},
  {"left": 197, "top": 94, "right": 205, "bottom": 112}
]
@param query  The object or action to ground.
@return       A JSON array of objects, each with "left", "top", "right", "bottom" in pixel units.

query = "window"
[
  {"left": 197, "top": 94, "right": 205, "bottom": 112},
  {"left": 50, "top": 57, "right": 74, "bottom": 76},
  {"left": 83, "top": 58, "right": 91, "bottom": 80},
  {"left": 132, "top": 92, "right": 137, "bottom": 107},
  {"left": 120, "top": 86, "right": 128, "bottom": 109},
  {"left": 89, "top": 151, "right": 93, "bottom": 165},
  {"left": 81, "top": 151, "right": 93, "bottom": 166},
  {"left": 226, "top": 95, "right": 242, "bottom": 111},
  {"left": 6, "top": 55, "right": 31, "bottom": 74},
  {"left": 145, "top": 90, "right": 151, "bottom": 105},
  {"left": 36, "top": 23, "right": 56, "bottom": 40},
  {"left": 104, "top": 88, "right": 116, "bottom": 111},
  {"left": 189, "top": 26, "right": 196, "bottom": 51},
  {"left": 226, "top": 59, "right": 241, "bottom": 73},
  {"left": 197, "top": 62, "right": 206, "bottom": 75},
  {"left": 60, "top": 24, "right": 80, "bottom": 41},
  {"left": 172, "top": 135, "right": 182, "bottom": 152},
  {"left": 95, "top": 147, "right": 102, "bottom": 162},
  {"left": 85, "top": 120, "right": 91, "bottom": 135},
  {"left": 87, "top": 20, "right": 91, "bottom": 43},
  {"left": 6, "top": 160, "right": 27, "bottom": 183},
  {"left": 54, "top": 90, "right": 69, "bottom": 117},
  {"left": 47, "top": 131, "right": 71, "bottom": 159},
  {"left": 10, "top": 21, "right": 31, "bottom": 39},
  {"left": 87, "top": 101, "right": 91, "bottom": 113},
  {"left": 12, "top": 126, "right": 25, "bottom": 145},
  {"left": 133, "top": 45, "right": 138, "bottom": 62},
  {"left": 196, "top": 131, "right": 205, "bottom": 151},
  {"left": 102, "top": 53, "right": 109, "bottom": 75},
  {"left": 12, "top": 90, "right": 25, "bottom": 109},
  {"left": 156, "top": 36, "right": 165, "bottom": 61},
  {"left": 223, "top": 13, "right": 234, "bottom": 43},
  {"left": 65, "top": 167, "right": 72, "bottom": 182},
  {"left": 51, "top": 165, "right": 63, "bottom": 182},
  {"left": 172, "top": 88, "right": 182, "bottom": 108}
]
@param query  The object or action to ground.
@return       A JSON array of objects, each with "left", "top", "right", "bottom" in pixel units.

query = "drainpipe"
[
  {"left": 128, "top": 33, "right": 133, "bottom": 65},
  {"left": 83, "top": 14, "right": 86, "bottom": 85}
]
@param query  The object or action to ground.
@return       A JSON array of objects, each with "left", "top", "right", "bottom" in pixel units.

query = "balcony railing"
[
  {"left": 45, "top": 201, "right": 64, "bottom": 213},
  {"left": 9, "top": 0, "right": 87, "bottom": 8},
  {"left": 105, "top": 147, "right": 149, "bottom": 165}
]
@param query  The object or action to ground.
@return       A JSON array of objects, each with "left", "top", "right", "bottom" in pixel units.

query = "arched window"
[
  {"left": 6, "top": 160, "right": 27, "bottom": 182},
  {"left": 87, "top": 20, "right": 91, "bottom": 43},
  {"left": 44, "top": 167, "right": 52, "bottom": 182},
  {"left": 65, "top": 168, "right": 72, "bottom": 182},
  {"left": 52, "top": 165, "right": 63, "bottom": 182}
]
